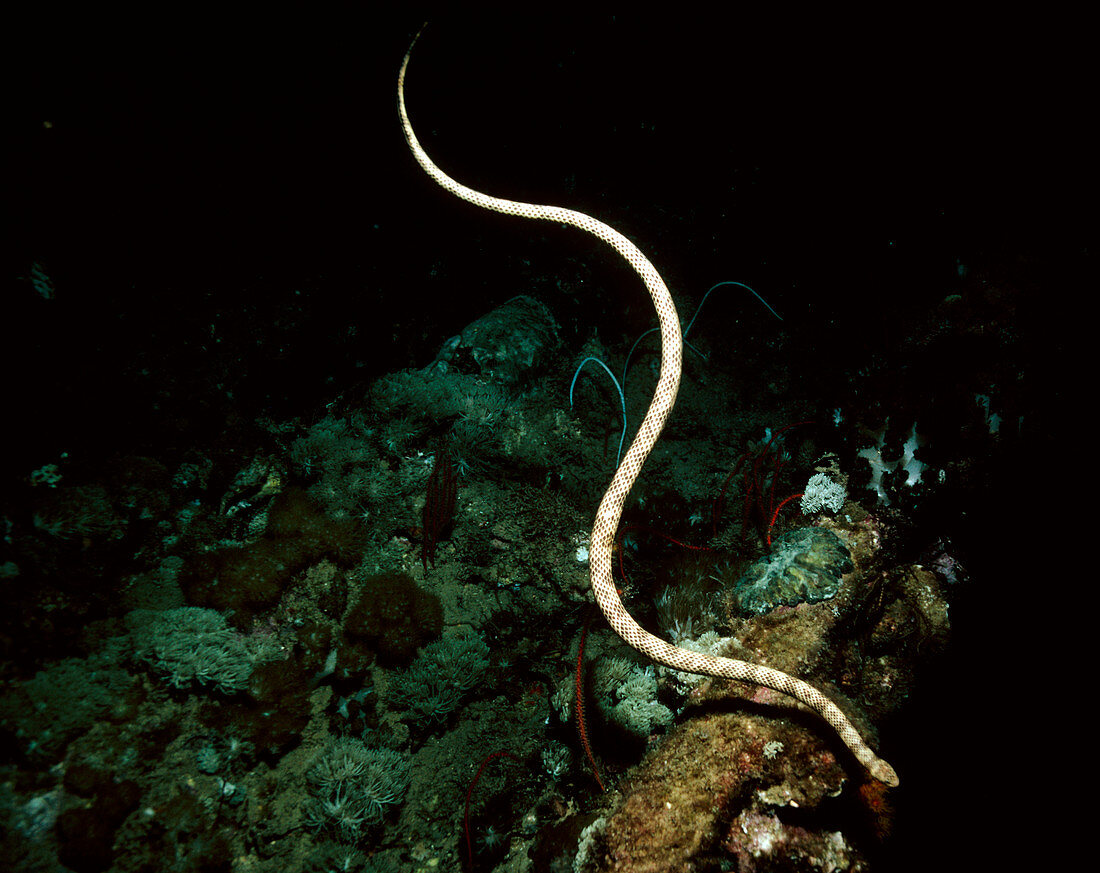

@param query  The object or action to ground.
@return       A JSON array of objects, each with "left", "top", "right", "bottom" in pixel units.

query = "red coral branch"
[
  {"left": 712, "top": 420, "right": 814, "bottom": 548},
  {"left": 766, "top": 492, "right": 804, "bottom": 548},
  {"left": 464, "top": 750, "right": 521, "bottom": 869},
  {"left": 575, "top": 613, "right": 605, "bottom": 792}
]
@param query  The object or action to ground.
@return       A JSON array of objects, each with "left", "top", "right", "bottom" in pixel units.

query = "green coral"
[
  {"left": 305, "top": 736, "right": 410, "bottom": 840},
  {"left": 0, "top": 653, "right": 134, "bottom": 761},
  {"left": 388, "top": 632, "right": 490, "bottom": 723},
  {"left": 127, "top": 607, "right": 282, "bottom": 694},
  {"left": 370, "top": 370, "right": 467, "bottom": 420},
  {"left": 288, "top": 413, "right": 387, "bottom": 518},
  {"left": 31, "top": 484, "right": 124, "bottom": 540}
]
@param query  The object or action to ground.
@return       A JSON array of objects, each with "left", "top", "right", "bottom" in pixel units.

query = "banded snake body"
[{"left": 397, "top": 28, "right": 898, "bottom": 788}]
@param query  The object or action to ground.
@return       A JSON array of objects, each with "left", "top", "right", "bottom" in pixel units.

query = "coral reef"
[
  {"left": 0, "top": 18, "right": 1048, "bottom": 873},
  {"left": 576, "top": 515, "right": 949, "bottom": 872},
  {"left": 0, "top": 301, "right": 970, "bottom": 873}
]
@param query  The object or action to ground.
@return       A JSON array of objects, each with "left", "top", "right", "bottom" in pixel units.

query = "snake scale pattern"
[{"left": 398, "top": 29, "right": 898, "bottom": 787}]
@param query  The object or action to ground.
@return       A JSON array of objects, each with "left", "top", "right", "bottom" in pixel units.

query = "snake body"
[{"left": 398, "top": 31, "right": 898, "bottom": 787}]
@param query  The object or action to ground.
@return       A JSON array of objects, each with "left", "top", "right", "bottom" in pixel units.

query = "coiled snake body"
[{"left": 398, "top": 30, "right": 898, "bottom": 787}]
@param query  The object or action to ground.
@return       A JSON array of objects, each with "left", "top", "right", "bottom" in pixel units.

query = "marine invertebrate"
[
  {"left": 306, "top": 737, "right": 410, "bottom": 839},
  {"left": 574, "top": 617, "right": 605, "bottom": 791},
  {"left": 388, "top": 631, "right": 490, "bottom": 723},
  {"left": 541, "top": 742, "right": 573, "bottom": 779},
  {"left": 622, "top": 279, "right": 782, "bottom": 385},
  {"left": 127, "top": 606, "right": 266, "bottom": 695},
  {"left": 179, "top": 487, "right": 366, "bottom": 626},
  {"left": 569, "top": 356, "right": 627, "bottom": 467},
  {"left": 654, "top": 576, "right": 716, "bottom": 644},
  {"left": 712, "top": 421, "right": 813, "bottom": 546},
  {"left": 464, "top": 750, "right": 521, "bottom": 869},
  {"left": 569, "top": 282, "right": 784, "bottom": 475},
  {"left": 193, "top": 732, "right": 255, "bottom": 777},
  {"left": 592, "top": 657, "right": 673, "bottom": 737},
  {"left": 1, "top": 655, "right": 134, "bottom": 762},
  {"left": 718, "top": 527, "right": 853, "bottom": 616},
  {"left": 800, "top": 472, "right": 847, "bottom": 515}
]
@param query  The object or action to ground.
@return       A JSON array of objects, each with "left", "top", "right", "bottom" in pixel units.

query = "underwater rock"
[{"left": 426, "top": 295, "right": 562, "bottom": 385}]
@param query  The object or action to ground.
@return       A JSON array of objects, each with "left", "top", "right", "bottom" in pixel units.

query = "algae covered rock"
[{"left": 427, "top": 295, "right": 562, "bottom": 386}]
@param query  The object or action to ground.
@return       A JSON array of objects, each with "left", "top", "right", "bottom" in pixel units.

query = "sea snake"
[{"left": 397, "top": 28, "right": 898, "bottom": 787}]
